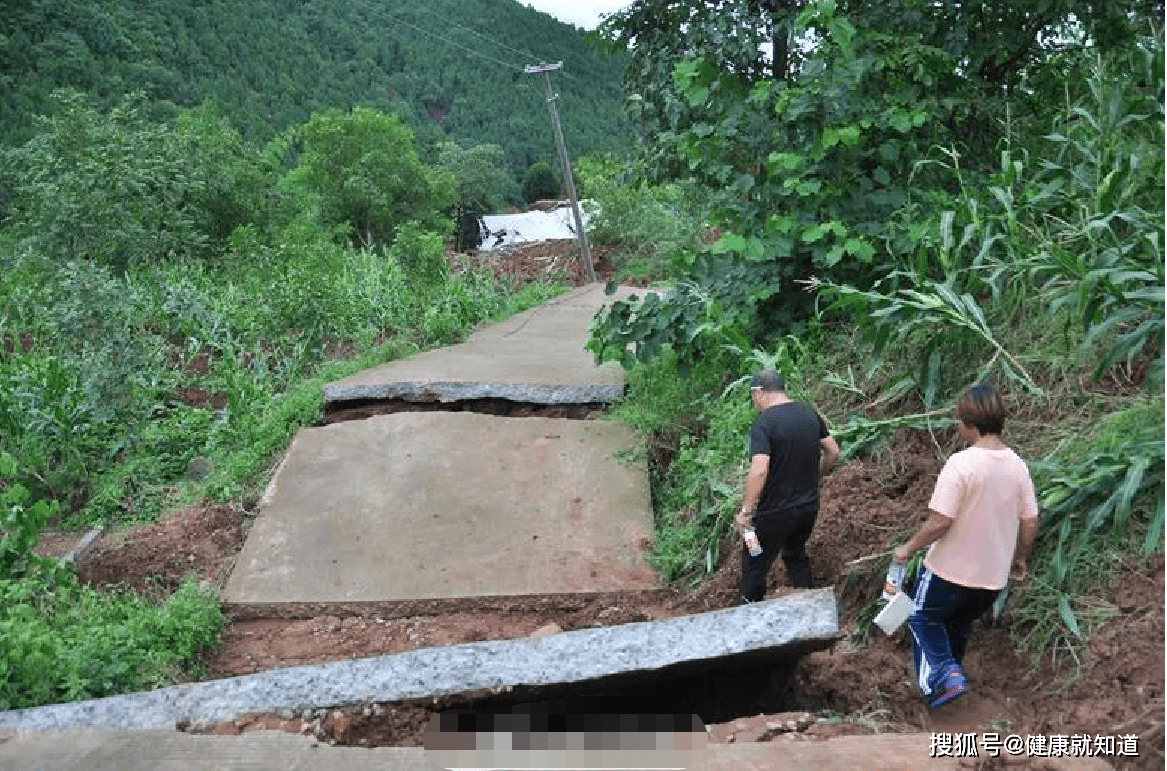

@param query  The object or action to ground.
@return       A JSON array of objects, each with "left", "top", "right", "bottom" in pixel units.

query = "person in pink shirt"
[{"left": 892, "top": 382, "right": 1039, "bottom": 708}]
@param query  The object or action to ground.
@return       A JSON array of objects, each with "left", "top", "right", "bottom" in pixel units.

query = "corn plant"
[
  {"left": 1033, "top": 439, "right": 1165, "bottom": 583},
  {"left": 807, "top": 275, "right": 1042, "bottom": 400},
  {"left": 1003, "top": 36, "right": 1163, "bottom": 386},
  {"left": 831, "top": 410, "right": 954, "bottom": 463}
]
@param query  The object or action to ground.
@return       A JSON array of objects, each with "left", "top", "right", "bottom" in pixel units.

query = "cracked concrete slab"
[
  {"left": 223, "top": 412, "right": 655, "bottom": 606},
  {"left": 0, "top": 590, "right": 839, "bottom": 733},
  {"left": 322, "top": 283, "right": 640, "bottom": 405},
  {"left": 223, "top": 282, "right": 663, "bottom": 610}
]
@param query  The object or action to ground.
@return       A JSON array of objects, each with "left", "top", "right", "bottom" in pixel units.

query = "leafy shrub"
[
  {"left": 577, "top": 154, "right": 708, "bottom": 280},
  {"left": 390, "top": 221, "right": 450, "bottom": 290},
  {"left": 522, "top": 161, "right": 560, "bottom": 203},
  {"left": 0, "top": 452, "right": 65, "bottom": 581},
  {"left": 2, "top": 91, "right": 209, "bottom": 271},
  {"left": 0, "top": 573, "right": 224, "bottom": 710}
]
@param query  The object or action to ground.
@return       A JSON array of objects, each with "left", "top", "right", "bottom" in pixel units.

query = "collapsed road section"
[
  {"left": 322, "top": 283, "right": 636, "bottom": 408},
  {"left": 0, "top": 589, "right": 838, "bottom": 733}
]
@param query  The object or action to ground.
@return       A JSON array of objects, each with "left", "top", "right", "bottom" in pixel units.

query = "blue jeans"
[{"left": 907, "top": 567, "right": 998, "bottom": 696}]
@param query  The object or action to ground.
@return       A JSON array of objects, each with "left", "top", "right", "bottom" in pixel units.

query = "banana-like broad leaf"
[
  {"left": 1059, "top": 594, "right": 1081, "bottom": 638},
  {"left": 1144, "top": 496, "right": 1165, "bottom": 554},
  {"left": 923, "top": 349, "right": 942, "bottom": 409}
]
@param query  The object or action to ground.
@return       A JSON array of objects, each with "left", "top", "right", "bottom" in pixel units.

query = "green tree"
[
  {"left": 0, "top": 0, "right": 634, "bottom": 184},
  {"left": 589, "top": 0, "right": 1158, "bottom": 367},
  {"left": 435, "top": 142, "right": 518, "bottom": 251},
  {"left": 522, "top": 161, "right": 560, "bottom": 204},
  {"left": 1, "top": 91, "right": 284, "bottom": 270},
  {"left": 284, "top": 107, "right": 453, "bottom": 246},
  {"left": 1, "top": 90, "right": 210, "bottom": 271},
  {"left": 172, "top": 102, "right": 278, "bottom": 245}
]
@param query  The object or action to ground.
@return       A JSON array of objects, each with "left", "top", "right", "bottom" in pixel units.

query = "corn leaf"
[
  {"left": 1144, "top": 496, "right": 1165, "bottom": 554},
  {"left": 1059, "top": 594, "right": 1081, "bottom": 638}
]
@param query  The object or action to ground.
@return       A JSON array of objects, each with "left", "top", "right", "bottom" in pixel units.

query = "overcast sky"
[{"left": 521, "top": 1, "right": 631, "bottom": 30}]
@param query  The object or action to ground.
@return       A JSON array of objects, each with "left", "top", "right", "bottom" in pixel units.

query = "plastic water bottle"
[
  {"left": 743, "top": 528, "right": 762, "bottom": 557},
  {"left": 882, "top": 560, "right": 906, "bottom": 601}
]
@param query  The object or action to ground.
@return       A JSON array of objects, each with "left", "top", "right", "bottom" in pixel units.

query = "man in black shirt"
[{"left": 734, "top": 370, "right": 840, "bottom": 604}]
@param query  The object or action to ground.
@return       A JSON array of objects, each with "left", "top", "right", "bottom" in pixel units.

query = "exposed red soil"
[
  {"left": 459, "top": 239, "right": 653, "bottom": 288},
  {"left": 40, "top": 242, "right": 1165, "bottom": 770},
  {"left": 75, "top": 502, "right": 244, "bottom": 595}
]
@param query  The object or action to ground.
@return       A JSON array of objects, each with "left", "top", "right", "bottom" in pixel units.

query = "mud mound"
[{"left": 78, "top": 504, "right": 245, "bottom": 594}]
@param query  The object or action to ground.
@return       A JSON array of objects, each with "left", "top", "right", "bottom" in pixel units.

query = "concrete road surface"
[{"left": 225, "top": 283, "right": 659, "bottom": 608}]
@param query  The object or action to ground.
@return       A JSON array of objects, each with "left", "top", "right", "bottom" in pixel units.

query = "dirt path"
[{"left": 41, "top": 245, "right": 1165, "bottom": 769}]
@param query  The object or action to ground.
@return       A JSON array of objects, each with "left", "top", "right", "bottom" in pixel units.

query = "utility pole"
[{"left": 524, "top": 61, "right": 595, "bottom": 283}]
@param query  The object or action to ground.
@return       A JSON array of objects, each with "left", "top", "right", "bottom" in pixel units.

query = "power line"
[
  {"left": 398, "top": 6, "right": 543, "bottom": 66},
  {"left": 382, "top": 10, "right": 526, "bottom": 73},
  {"left": 379, "top": 2, "right": 588, "bottom": 89}
]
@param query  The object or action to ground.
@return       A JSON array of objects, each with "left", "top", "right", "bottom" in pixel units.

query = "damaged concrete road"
[
  {"left": 223, "top": 412, "right": 657, "bottom": 608},
  {"left": 224, "top": 282, "right": 661, "bottom": 610},
  {"left": 323, "top": 283, "right": 640, "bottom": 406},
  {"left": 0, "top": 590, "right": 838, "bottom": 733}
]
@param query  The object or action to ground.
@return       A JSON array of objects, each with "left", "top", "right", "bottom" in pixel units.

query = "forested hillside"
[{"left": 0, "top": 0, "right": 632, "bottom": 179}]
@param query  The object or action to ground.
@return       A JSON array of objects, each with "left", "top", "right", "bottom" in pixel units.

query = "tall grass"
[{"left": 0, "top": 223, "right": 566, "bottom": 527}]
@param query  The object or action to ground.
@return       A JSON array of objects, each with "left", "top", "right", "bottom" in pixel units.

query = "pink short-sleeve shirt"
[{"left": 924, "top": 446, "right": 1040, "bottom": 590}]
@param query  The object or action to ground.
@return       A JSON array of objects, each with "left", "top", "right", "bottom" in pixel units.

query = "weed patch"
[{"left": 0, "top": 573, "right": 223, "bottom": 711}]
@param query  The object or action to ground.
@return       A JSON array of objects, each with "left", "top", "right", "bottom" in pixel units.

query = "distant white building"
[{"left": 478, "top": 201, "right": 596, "bottom": 251}]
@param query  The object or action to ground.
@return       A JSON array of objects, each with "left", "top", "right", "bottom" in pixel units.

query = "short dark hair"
[
  {"left": 957, "top": 382, "right": 1007, "bottom": 435},
  {"left": 750, "top": 370, "right": 785, "bottom": 392}
]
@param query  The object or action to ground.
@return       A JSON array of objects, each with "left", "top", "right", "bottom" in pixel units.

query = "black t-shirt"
[{"left": 749, "top": 401, "right": 830, "bottom": 514}]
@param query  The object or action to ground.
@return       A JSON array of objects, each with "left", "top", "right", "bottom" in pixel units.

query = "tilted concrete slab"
[
  {"left": 0, "top": 590, "right": 838, "bottom": 733},
  {"left": 323, "top": 283, "right": 639, "bottom": 405},
  {"left": 223, "top": 412, "right": 656, "bottom": 607}
]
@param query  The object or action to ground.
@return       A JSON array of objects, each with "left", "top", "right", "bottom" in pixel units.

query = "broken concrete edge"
[
  {"left": 221, "top": 588, "right": 679, "bottom": 622},
  {"left": 62, "top": 527, "right": 103, "bottom": 564},
  {"left": 321, "top": 381, "right": 626, "bottom": 406},
  {"left": 0, "top": 588, "right": 839, "bottom": 734},
  {"left": 258, "top": 435, "right": 298, "bottom": 510}
]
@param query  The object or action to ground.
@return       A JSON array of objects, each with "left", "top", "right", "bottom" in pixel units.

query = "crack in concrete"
[{"left": 321, "top": 397, "right": 607, "bottom": 424}]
